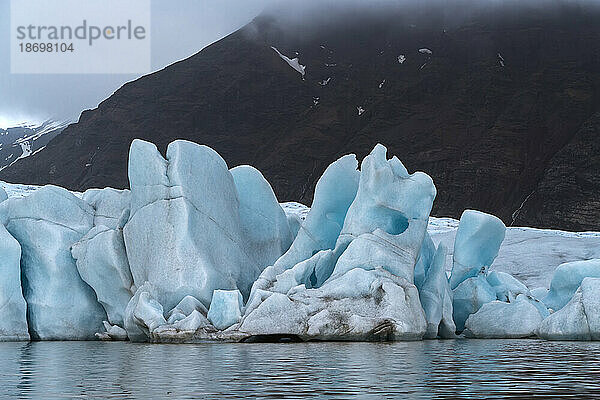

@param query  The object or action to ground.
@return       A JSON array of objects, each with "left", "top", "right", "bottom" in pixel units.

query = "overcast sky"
[{"left": 0, "top": 0, "right": 275, "bottom": 128}]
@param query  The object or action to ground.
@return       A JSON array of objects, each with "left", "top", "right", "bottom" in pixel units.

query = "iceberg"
[
  {"left": 537, "top": 277, "right": 600, "bottom": 340},
  {"left": 207, "top": 290, "right": 244, "bottom": 330},
  {"left": 239, "top": 268, "right": 426, "bottom": 341},
  {"left": 249, "top": 154, "right": 359, "bottom": 297},
  {"left": 414, "top": 233, "right": 436, "bottom": 290},
  {"left": 166, "top": 295, "right": 208, "bottom": 324},
  {"left": 464, "top": 295, "right": 542, "bottom": 338},
  {"left": 531, "top": 287, "right": 549, "bottom": 300},
  {"left": 340, "top": 144, "right": 435, "bottom": 239},
  {"left": 123, "top": 139, "right": 282, "bottom": 312},
  {"left": 419, "top": 244, "right": 456, "bottom": 338},
  {"left": 2, "top": 137, "right": 599, "bottom": 343},
  {"left": 328, "top": 144, "right": 436, "bottom": 284},
  {"left": 230, "top": 166, "right": 293, "bottom": 270},
  {"left": 124, "top": 283, "right": 167, "bottom": 342},
  {"left": 452, "top": 274, "right": 496, "bottom": 332},
  {"left": 72, "top": 187, "right": 134, "bottom": 331},
  {"left": 82, "top": 187, "right": 131, "bottom": 229},
  {"left": 486, "top": 271, "right": 529, "bottom": 302},
  {"left": 153, "top": 310, "right": 214, "bottom": 342},
  {"left": 96, "top": 322, "right": 128, "bottom": 341},
  {"left": 239, "top": 144, "right": 434, "bottom": 341},
  {"left": 71, "top": 225, "right": 133, "bottom": 327},
  {"left": 0, "top": 223, "right": 29, "bottom": 341},
  {"left": 449, "top": 210, "right": 506, "bottom": 290},
  {"left": 542, "top": 259, "right": 600, "bottom": 311},
  {"left": 0, "top": 186, "right": 106, "bottom": 340}
]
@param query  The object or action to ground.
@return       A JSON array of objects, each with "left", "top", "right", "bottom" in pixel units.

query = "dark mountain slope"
[{"left": 2, "top": 2, "right": 600, "bottom": 230}]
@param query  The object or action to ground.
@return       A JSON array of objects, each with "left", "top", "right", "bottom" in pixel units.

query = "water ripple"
[{"left": 1, "top": 340, "right": 600, "bottom": 399}]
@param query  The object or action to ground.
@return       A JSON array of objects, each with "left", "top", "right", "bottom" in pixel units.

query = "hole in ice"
[
  {"left": 380, "top": 208, "right": 409, "bottom": 235},
  {"left": 241, "top": 334, "right": 303, "bottom": 343}
]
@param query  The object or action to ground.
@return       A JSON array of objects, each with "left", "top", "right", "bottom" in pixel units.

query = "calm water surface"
[{"left": 1, "top": 340, "right": 600, "bottom": 399}]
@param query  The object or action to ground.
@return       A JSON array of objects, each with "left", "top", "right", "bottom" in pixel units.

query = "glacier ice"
[
  {"left": 464, "top": 295, "right": 542, "bottom": 339},
  {"left": 340, "top": 144, "right": 435, "bottom": 238},
  {"left": 207, "top": 290, "right": 244, "bottom": 330},
  {"left": 124, "top": 283, "right": 166, "bottom": 342},
  {"left": 0, "top": 223, "right": 29, "bottom": 341},
  {"left": 166, "top": 295, "right": 208, "bottom": 324},
  {"left": 239, "top": 268, "right": 427, "bottom": 341},
  {"left": 150, "top": 295, "right": 215, "bottom": 342},
  {"left": 71, "top": 225, "right": 133, "bottom": 327},
  {"left": 96, "top": 322, "right": 128, "bottom": 341},
  {"left": 0, "top": 187, "right": 7, "bottom": 203},
  {"left": 414, "top": 233, "right": 436, "bottom": 290},
  {"left": 0, "top": 186, "right": 106, "bottom": 340},
  {"left": 230, "top": 166, "right": 293, "bottom": 270},
  {"left": 123, "top": 139, "right": 284, "bottom": 312},
  {"left": 449, "top": 210, "right": 506, "bottom": 290},
  {"left": 327, "top": 143, "right": 436, "bottom": 284},
  {"left": 542, "top": 259, "right": 600, "bottom": 311},
  {"left": 531, "top": 287, "right": 549, "bottom": 300},
  {"left": 2, "top": 137, "right": 600, "bottom": 343},
  {"left": 72, "top": 187, "right": 134, "bottom": 332},
  {"left": 537, "top": 277, "right": 600, "bottom": 340},
  {"left": 486, "top": 271, "right": 529, "bottom": 302},
  {"left": 249, "top": 154, "right": 359, "bottom": 298},
  {"left": 275, "top": 153, "right": 359, "bottom": 270},
  {"left": 419, "top": 244, "right": 456, "bottom": 339},
  {"left": 82, "top": 188, "right": 131, "bottom": 229},
  {"left": 239, "top": 144, "right": 434, "bottom": 341},
  {"left": 452, "top": 274, "right": 497, "bottom": 332}
]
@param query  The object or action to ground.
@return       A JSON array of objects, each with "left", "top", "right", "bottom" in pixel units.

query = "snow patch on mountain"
[{"left": 271, "top": 46, "right": 306, "bottom": 77}]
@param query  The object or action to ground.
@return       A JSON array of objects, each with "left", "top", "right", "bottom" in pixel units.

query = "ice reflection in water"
[{"left": 2, "top": 340, "right": 600, "bottom": 399}]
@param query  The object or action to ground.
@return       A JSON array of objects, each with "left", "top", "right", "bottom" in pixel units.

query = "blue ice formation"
[
  {"left": 0, "top": 187, "right": 29, "bottom": 341},
  {"left": 486, "top": 271, "right": 529, "bottom": 302},
  {"left": 452, "top": 275, "right": 497, "bottom": 332},
  {"left": 123, "top": 140, "right": 289, "bottom": 313},
  {"left": 3, "top": 138, "right": 600, "bottom": 342},
  {"left": 464, "top": 295, "right": 543, "bottom": 338},
  {"left": 250, "top": 153, "right": 360, "bottom": 296},
  {"left": 0, "top": 221, "right": 29, "bottom": 341},
  {"left": 207, "top": 290, "right": 244, "bottom": 330},
  {"left": 230, "top": 166, "right": 293, "bottom": 269},
  {"left": 537, "top": 277, "right": 600, "bottom": 340},
  {"left": 72, "top": 225, "right": 133, "bottom": 327},
  {"left": 0, "top": 186, "right": 107, "bottom": 340},
  {"left": 542, "top": 259, "right": 600, "bottom": 311},
  {"left": 419, "top": 244, "right": 456, "bottom": 338},
  {"left": 447, "top": 210, "right": 553, "bottom": 336},
  {"left": 239, "top": 144, "right": 435, "bottom": 340},
  {"left": 450, "top": 210, "right": 506, "bottom": 290}
]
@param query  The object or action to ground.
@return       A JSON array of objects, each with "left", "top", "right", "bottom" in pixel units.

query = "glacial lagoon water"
[{"left": 2, "top": 340, "right": 600, "bottom": 399}]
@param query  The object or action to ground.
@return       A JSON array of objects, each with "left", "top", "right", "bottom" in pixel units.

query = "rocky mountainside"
[{"left": 2, "top": 1, "right": 599, "bottom": 230}]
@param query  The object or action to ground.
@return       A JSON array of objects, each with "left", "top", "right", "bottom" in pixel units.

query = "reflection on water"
[{"left": 1, "top": 340, "right": 600, "bottom": 399}]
